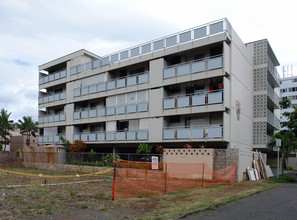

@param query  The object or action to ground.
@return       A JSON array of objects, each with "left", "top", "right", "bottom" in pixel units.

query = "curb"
[{"left": 175, "top": 185, "right": 281, "bottom": 219}]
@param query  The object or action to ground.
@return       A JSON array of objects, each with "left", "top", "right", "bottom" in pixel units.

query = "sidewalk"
[{"left": 187, "top": 173, "right": 297, "bottom": 220}]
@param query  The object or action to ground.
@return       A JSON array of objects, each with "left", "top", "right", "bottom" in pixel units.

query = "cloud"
[{"left": 0, "top": 0, "right": 297, "bottom": 124}]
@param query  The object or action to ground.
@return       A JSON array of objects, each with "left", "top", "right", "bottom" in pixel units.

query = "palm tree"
[
  {"left": 0, "top": 108, "right": 15, "bottom": 151},
  {"left": 17, "top": 116, "right": 38, "bottom": 146}
]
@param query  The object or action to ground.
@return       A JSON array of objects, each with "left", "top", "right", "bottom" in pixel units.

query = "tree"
[
  {"left": 136, "top": 143, "right": 152, "bottom": 154},
  {"left": 17, "top": 116, "right": 38, "bottom": 146},
  {"left": 69, "top": 140, "right": 87, "bottom": 153},
  {"left": 268, "top": 99, "right": 297, "bottom": 173},
  {"left": 60, "top": 136, "right": 71, "bottom": 152},
  {"left": 0, "top": 108, "right": 15, "bottom": 151}
]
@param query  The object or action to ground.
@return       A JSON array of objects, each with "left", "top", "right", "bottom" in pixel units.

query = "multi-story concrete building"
[
  {"left": 38, "top": 18, "right": 280, "bottom": 153},
  {"left": 280, "top": 75, "right": 297, "bottom": 128}
]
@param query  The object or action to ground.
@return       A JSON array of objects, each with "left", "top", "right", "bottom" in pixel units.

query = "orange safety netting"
[{"left": 112, "top": 160, "right": 237, "bottom": 199}]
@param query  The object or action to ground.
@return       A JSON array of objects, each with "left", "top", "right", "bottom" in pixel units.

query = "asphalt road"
[{"left": 188, "top": 182, "right": 297, "bottom": 220}]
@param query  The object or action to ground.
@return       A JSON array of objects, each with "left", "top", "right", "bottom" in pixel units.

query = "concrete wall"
[
  {"left": 228, "top": 29, "right": 254, "bottom": 150},
  {"left": 0, "top": 152, "right": 23, "bottom": 167},
  {"left": 23, "top": 146, "right": 60, "bottom": 164},
  {"left": 288, "top": 157, "right": 297, "bottom": 170},
  {"left": 10, "top": 135, "right": 38, "bottom": 152},
  {"left": 164, "top": 148, "right": 266, "bottom": 182}
]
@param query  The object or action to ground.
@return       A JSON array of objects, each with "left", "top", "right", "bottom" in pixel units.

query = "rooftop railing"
[{"left": 70, "top": 18, "right": 232, "bottom": 74}]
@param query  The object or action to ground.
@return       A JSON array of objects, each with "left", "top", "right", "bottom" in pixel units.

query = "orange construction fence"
[{"left": 112, "top": 160, "right": 237, "bottom": 199}]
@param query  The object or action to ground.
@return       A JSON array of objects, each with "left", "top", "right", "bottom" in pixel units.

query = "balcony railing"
[
  {"left": 38, "top": 113, "right": 66, "bottom": 124},
  {"left": 73, "top": 130, "right": 149, "bottom": 142},
  {"left": 267, "top": 56, "right": 280, "bottom": 85},
  {"left": 39, "top": 134, "right": 65, "bottom": 143},
  {"left": 267, "top": 84, "right": 280, "bottom": 107},
  {"left": 163, "top": 90, "right": 223, "bottom": 109},
  {"left": 39, "top": 69, "right": 66, "bottom": 85},
  {"left": 163, "top": 125, "right": 223, "bottom": 140},
  {"left": 73, "top": 102, "right": 149, "bottom": 120},
  {"left": 69, "top": 18, "right": 231, "bottom": 73},
  {"left": 163, "top": 55, "right": 223, "bottom": 79},
  {"left": 39, "top": 92, "right": 66, "bottom": 104},
  {"left": 267, "top": 109, "right": 280, "bottom": 129},
  {"left": 73, "top": 72, "right": 149, "bottom": 98}
]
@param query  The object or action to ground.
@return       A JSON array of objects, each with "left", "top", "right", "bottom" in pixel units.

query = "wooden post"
[
  {"left": 202, "top": 164, "right": 205, "bottom": 188},
  {"left": 112, "top": 160, "right": 116, "bottom": 200},
  {"left": 164, "top": 162, "right": 167, "bottom": 194}
]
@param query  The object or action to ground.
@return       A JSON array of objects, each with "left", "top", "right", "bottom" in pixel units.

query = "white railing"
[
  {"left": 38, "top": 113, "right": 66, "bottom": 124},
  {"left": 163, "top": 55, "right": 223, "bottom": 79},
  {"left": 163, "top": 90, "right": 223, "bottom": 109},
  {"left": 267, "top": 84, "right": 280, "bottom": 107},
  {"left": 73, "top": 130, "right": 149, "bottom": 142},
  {"left": 69, "top": 18, "right": 232, "bottom": 74},
  {"left": 73, "top": 72, "right": 149, "bottom": 98},
  {"left": 73, "top": 102, "right": 149, "bottom": 120},
  {"left": 39, "top": 92, "right": 66, "bottom": 104},
  {"left": 267, "top": 55, "right": 280, "bottom": 84},
  {"left": 39, "top": 134, "right": 65, "bottom": 143},
  {"left": 39, "top": 69, "right": 66, "bottom": 85},
  {"left": 267, "top": 109, "right": 280, "bottom": 129},
  {"left": 163, "top": 125, "right": 223, "bottom": 140}
]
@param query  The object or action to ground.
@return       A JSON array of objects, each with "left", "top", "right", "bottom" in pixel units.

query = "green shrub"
[
  {"left": 136, "top": 143, "right": 152, "bottom": 154},
  {"left": 265, "top": 175, "right": 294, "bottom": 183},
  {"left": 104, "top": 154, "right": 120, "bottom": 167},
  {"left": 285, "top": 166, "right": 293, "bottom": 170}
]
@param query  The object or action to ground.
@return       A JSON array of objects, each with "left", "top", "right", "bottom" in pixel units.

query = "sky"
[{"left": 0, "top": 0, "right": 296, "bottom": 122}]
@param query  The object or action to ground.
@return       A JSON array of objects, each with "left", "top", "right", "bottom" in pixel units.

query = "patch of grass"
[
  {"left": 81, "top": 204, "right": 88, "bottom": 209},
  {"left": 0, "top": 202, "right": 2, "bottom": 206},
  {"left": 95, "top": 191, "right": 105, "bottom": 197},
  {"left": 285, "top": 166, "right": 293, "bottom": 170},
  {"left": 137, "top": 195, "right": 142, "bottom": 198},
  {"left": 53, "top": 194, "right": 62, "bottom": 199},
  {"left": 265, "top": 175, "right": 294, "bottom": 183},
  {"left": 20, "top": 209, "right": 29, "bottom": 214}
]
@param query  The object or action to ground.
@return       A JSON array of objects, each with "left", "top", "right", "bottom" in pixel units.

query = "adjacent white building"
[
  {"left": 38, "top": 18, "right": 280, "bottom": 153},
  {"left": 280, "top": 75, "right": 297, "bottom": 127}
]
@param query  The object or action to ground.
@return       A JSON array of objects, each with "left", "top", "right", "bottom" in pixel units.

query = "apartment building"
[
  {"left": 280, "top": 75, "right": 297, "bottom": 128},
  {"left": 38, "top": 18, "right": 280, "bottom": 153}
]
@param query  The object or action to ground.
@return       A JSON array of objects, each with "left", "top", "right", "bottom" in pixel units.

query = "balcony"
[
  {"left": 73, "top": 130, "right": 149, "bottom": 142},
  {"left": 39, "top": 134, "right": 65, "bottom": 143},
  {"left": 163, "top": 55, "right": 223, "bottom": 79},
  {"left": 163, "top": 125, "right": 223, "bottom": 140},
  {"left": 267, "top": 109, "right": 280, "bottom": 129},
  {"left": 73, "top": 102, "right": 149, "bottom": 120},
  {"left": 267, "top": 84, "right": 280, "bottom": 108},
  {"left": 73, "top": 72, "right": 149, "bottom": 98},
  {"left": 163, "top": 90, "right": 223, "bottom": 109},
  {"left": 38, "top": 113, "right": 66, "bottom": 124},
  {"left": 267, "top": 56, "right": 280, "bottom": 85},
  {"left": 39, "top": 69, "right": 66, "bottom": 85},
  {"left": 39, "top": 92, "right": 66, "bottom": 104},
  {"left": 69, "top": 18, "right": 231, "bottom": 71}
]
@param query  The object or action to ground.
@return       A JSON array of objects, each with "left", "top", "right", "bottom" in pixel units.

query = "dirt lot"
[{"left": 0, "top": 167, "right": 281, "bottom": 220}]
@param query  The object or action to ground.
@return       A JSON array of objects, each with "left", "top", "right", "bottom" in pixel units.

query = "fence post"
[
  {"left": 202, "top": 163, "right": 205, "bottom": 188},
  {"left": 112, "top": 159, "right": 116, "bottom": 200},
  {"left": 164, "top": 162, "right": 167, "bottom": 194}
]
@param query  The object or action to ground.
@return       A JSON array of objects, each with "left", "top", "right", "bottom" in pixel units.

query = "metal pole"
[{"left": 277, "top": 147, "right": 279, "bottom": 178}]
